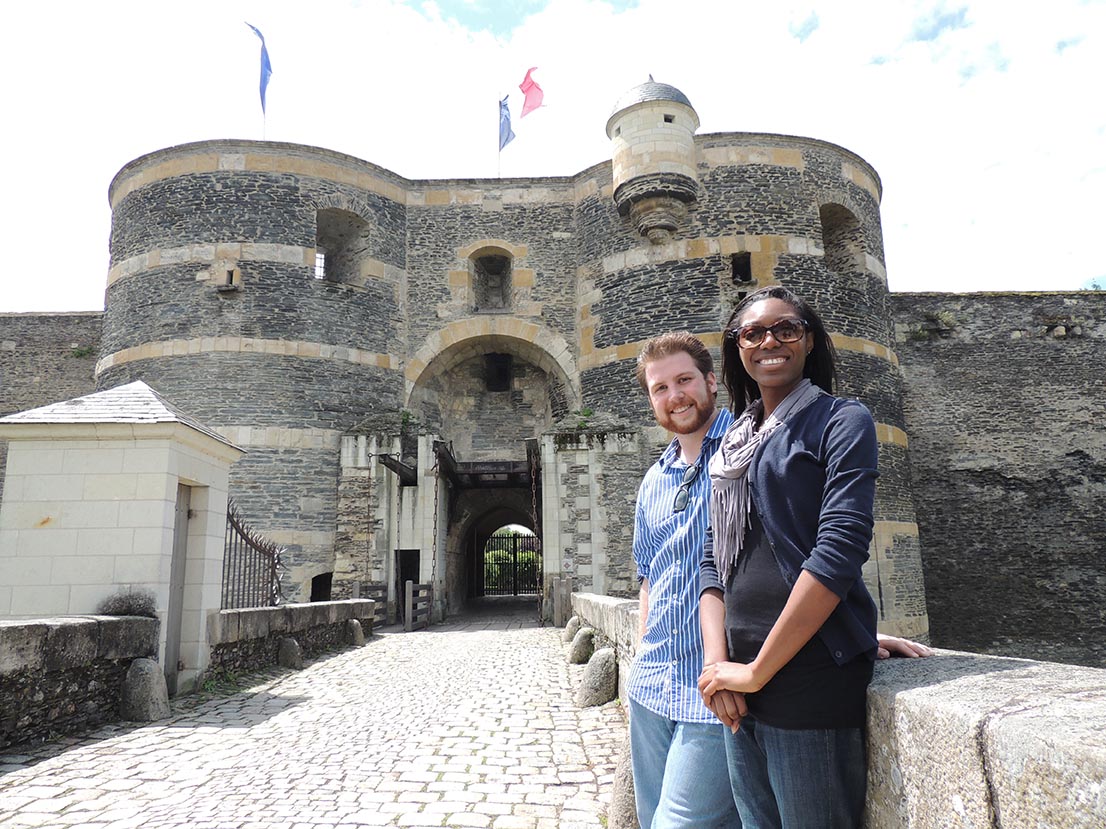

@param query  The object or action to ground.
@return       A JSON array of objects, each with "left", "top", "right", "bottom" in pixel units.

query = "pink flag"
[{"left": 519, "top": 67, "right": 544, "bottom": 117}]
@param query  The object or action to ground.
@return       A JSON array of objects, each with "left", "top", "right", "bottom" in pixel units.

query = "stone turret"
[{"left": 605, "top": 79, "right": 700, "bottom": 243}]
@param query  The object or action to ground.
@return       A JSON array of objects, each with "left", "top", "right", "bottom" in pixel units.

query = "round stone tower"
[
  {"left": 605, "top": 78, "right": 701, "bottom": 243},
  {"left": 99, "top": 140, "right": 409, "bottom": 594}
]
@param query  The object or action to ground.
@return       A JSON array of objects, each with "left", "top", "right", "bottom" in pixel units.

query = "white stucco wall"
[{"left": 0, "top": 421, "right": 243, "bottom": 691}]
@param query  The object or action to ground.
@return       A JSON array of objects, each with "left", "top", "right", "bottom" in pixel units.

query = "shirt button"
[{"left": 835, "top": 650, "right": 844, "bottom": 659}]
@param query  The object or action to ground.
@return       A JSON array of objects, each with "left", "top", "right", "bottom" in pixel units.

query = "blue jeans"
[
  {"left": 629, "top": 698, "right": 741, "bottom": 828},
  {"left": 723, "top": 715, "right": 866, "bottom": 829}
]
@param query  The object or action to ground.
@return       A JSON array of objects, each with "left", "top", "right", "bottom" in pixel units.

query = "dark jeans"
[{"left": 724, "top": 715, "right": 866, "bottom": 828}]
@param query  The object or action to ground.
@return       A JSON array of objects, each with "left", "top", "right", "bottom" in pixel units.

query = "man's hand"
[
  {"left": 706, "top": 689, "right": 747, "bottom": 733},
  {"left": 876, "top": 633, "right": 933, "bottom": 659}
]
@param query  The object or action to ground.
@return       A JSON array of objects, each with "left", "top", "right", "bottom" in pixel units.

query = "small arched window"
[
  {"left": 471, "top": 251, "right": 512, "bottom": 312},
  {"left": 316, "top": 208, "right": 370, "bottom": 284},
  {"left": 819, "top": 203, "right": 865, "bottom": 278}
]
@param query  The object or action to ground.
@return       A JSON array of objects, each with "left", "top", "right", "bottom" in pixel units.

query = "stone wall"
[
  {"left": 892, "top": 292, "right": 1106, "bottom": 667},
  {"left": 571, "top": 592, "right": 1106, "bottom": 829},
  {"left": 0, "top": 312, "right": 101, "bottom": 503},
  {"left": 206, "top": 599, "right": 375, "bottom": 676},
  {"left": 0, "top": 615, "right": 159, "bottom": 751}
]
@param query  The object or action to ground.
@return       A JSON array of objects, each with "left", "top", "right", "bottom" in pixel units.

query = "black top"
[{"left": 702, "top": 508, "right": 872, "bottom": 729}]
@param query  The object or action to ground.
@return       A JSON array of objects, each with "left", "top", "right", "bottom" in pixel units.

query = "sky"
[{"left": 1, "top": 0, "right": 1103, "bottom": 313}]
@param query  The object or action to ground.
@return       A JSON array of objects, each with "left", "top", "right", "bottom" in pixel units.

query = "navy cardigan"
[{"left": 701, "top": 393, "right": 880, "bottom": 666}]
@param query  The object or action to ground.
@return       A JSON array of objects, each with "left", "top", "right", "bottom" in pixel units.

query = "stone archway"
[
  {"left": 407, "top": 329, "right": 571, "bottom": 617},
  {"left": 443, "top": 497, "right": 542, "bottom": 615}
]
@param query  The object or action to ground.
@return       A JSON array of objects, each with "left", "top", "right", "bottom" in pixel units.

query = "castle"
[{"left": 2, "top": 81, "right": 1103, "bottom": 666}]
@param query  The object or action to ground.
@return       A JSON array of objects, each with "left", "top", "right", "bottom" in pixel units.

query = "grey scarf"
[{"left": 708, "top": 379, "right": 823, "bottom": 582}]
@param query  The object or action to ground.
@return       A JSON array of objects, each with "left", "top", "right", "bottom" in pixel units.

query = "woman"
[{"left": 697, "top": 286, "right": 928, "bottom": 828}]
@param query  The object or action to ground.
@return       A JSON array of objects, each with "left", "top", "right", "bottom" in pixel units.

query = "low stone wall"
[
  {"left": 0, "top": 615, "right": 159, "bottom": 751},
  {"left": 571, "top": 592, "right": 1106, "bottom": 828},
  {"left": 207, "top": 599, "right": 375, "bottom": 676}
]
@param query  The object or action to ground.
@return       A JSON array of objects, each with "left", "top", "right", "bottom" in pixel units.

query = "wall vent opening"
[
  {"left": 484, "top": 353, "right": 513, "bottom": 392},
  {"left": 731, "top": 252, "right": 753, "bottom": 284}
]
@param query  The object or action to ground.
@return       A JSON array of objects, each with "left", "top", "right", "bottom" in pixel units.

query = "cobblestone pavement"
[{"left": 0, "top": 598, "right": 627, "bottom": 829}]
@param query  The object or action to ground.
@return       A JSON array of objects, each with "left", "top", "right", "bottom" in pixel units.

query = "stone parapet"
[
  {"left": 571, "top": 591, "right": 1106, "bottom": 828},
  {"left": 207, "top": 599, "right": 375, "bottom": 677},
  {"left": 0, "top": 615, "right": 159, "bottom": 750},
  {"left": 571, "top": 593, "right": 638, "bottom": 703}
]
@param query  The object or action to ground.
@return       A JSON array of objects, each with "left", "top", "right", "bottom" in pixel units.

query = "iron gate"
[
  {"left": 222, "top": 500, "right": 285, "bottom": 609},
  {"left": 483, "top": 532, "right": 541, "bottom": 596}
]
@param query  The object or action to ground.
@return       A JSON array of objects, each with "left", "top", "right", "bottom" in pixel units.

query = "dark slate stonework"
[
  {"left": 693, "top": 135, "right": 885, "bottom": 263},
  {"left": 835, "top": 351, "right": 904, "bottom": 430},
  {"left": 404, "top": 198, "right": 579, "bottom": 348},
  {"left": 229, "top": 446, "right": 339, "bottom": 533},
  {"left": 110, "top": 173, "right": 316, "bottom": 261},
  {"left": 592, "top": 259, "right": 726, "bottom": 350},
  {"left": 595, "top": 447, "right": 651, "bottom": 597},
  {"left": 299, "top": 180, "right": 407, "bottom": 271},
  {"left": 98, "top": 354, "right": 403, "bottom": 431},
  {"left": 0, "top": 313, "right": 102, "bottom": 416},
  {"left": 785, "top": 265, "right": 894, "bottom": 347},
  {"left": 581, "top": 361, "right": 655, "bottom": 426},
  {"left": 873, "top": 443, "right": 916, "bottom": 522},
  {"left": 0, "top": 617, "right": 158, "bottom": 751},
  {"left": 102, "top": 264, "right": 402, "bottom": 356},
  {"left": 875, "top": 534, "right": 929, "bottom": 625},
  {"left": 892, "top": 292, "right": 1106, "bottom": 667},
  {"left": 0, "top": 312, "right": 101, "bottom": 503}
]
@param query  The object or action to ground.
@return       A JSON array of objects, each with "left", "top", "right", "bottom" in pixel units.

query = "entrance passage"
[{"left": 483, "top": 527, "right": 541, "bottom": 596}]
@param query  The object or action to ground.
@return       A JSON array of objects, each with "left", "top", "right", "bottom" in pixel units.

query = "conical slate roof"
[
  {"left": 610, "top": 79, "right": 694, "bottom": 114},
  {"left": 0, "top": 380, "right": 236, "bottom": 447},
  {"left": 606, "top": 78, "right": 697, "bottom": 136}
]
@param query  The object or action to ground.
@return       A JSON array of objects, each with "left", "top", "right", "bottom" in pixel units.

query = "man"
[{"left": 628, "top": 332, "right": 742, "bottom": 828}]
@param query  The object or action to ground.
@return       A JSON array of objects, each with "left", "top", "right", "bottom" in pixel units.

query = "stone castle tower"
[{"left": 94, "top": 80, "right": 928, "bottom": 639}]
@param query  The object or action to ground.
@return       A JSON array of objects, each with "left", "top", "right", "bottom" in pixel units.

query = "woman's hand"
[
  {"left": 876, "top": 633, "right": 933, "bottom": 659},
  {"left": 698, "top": 660, "right": 764, "bottom": 700}
]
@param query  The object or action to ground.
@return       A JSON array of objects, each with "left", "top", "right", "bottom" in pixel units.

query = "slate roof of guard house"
[{"left": 0, "top": 380, "right": 238, "bottom": 449}]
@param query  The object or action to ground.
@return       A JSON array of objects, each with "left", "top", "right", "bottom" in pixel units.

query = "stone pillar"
[{"left": 542, "top": 428, "right": 643, "bottom": 606}]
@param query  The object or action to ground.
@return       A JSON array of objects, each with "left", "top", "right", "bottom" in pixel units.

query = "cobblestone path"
[{"left": 0, "top": 601, "right": 627, "bottom": 828}]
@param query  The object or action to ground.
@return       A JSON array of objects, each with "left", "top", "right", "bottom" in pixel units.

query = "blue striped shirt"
[{"left": 628, "top": 407, "right": 734, "bottom": 724}]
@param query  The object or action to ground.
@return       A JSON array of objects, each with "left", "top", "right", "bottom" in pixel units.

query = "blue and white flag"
[
  {"left": 245, "top": 23, "right": 273, "bottom": 114},
  {"left": 499, "top": 96, "right": 515, "bottom": 151}
]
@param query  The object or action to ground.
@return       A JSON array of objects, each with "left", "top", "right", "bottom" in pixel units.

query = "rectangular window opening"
[
  {"left": 663, "top": 114, "right": 675, "bottom": 124},
  {"left": 484, "top": 353, "right": 513, "bottom": 392},
  {"left": 314, "top": 252, "right": 326, "bottom": 280},
  {"left": 731, "top": 252, "right": 753, "bottom": 284}
]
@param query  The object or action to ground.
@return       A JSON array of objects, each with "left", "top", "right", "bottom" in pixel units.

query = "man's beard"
[{"left": 656, "top": 396, "right": 714, "bottom": 435}]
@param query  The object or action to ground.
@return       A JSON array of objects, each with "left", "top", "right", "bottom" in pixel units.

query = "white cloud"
[{"left": 1, "top": 0, "right": 1102, "bottom": 312}]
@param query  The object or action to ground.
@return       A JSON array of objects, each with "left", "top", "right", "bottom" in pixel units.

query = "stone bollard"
[
  {"left": 609, "top": 733, "right": 640, "bottom": 829},
  {"left": 562, "top": 614, "right": 582, "bottom": 643},
  {"left": 119, "top": 658, "right": 170, "bottom": 722},
  {"left": 568, "top": 627, "right": 596, "bottom": 664},
  {"left": 277, "top": 636, "right": 304, "bottom": 669},
  {"left": 575, "top": 647, "right": 618, "bottom": 707},
  {"left": 345, "top": 619, "right": 366, "bottom": 646}
]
